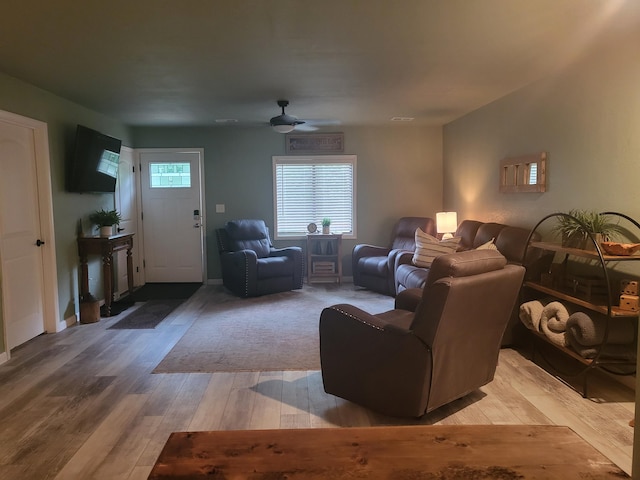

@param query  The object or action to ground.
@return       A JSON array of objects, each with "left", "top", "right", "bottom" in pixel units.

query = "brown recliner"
[
  {"left": 319, "top": 249, "right": 525, "bottom": 417},
  {"left": 352, "top": 217, "right": 436, "bottom": 296}
]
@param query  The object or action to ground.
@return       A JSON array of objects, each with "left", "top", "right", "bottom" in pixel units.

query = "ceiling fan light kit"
[
  {"left": 270, "top": 100, "right": 305, "bottom": 133},
  {"left": 272, "top": 124, "right": 296, "bottom": 133}
]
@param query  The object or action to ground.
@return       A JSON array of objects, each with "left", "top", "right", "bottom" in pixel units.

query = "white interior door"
[
  {"left": 115, "top": 146, "right": 139, "bottom": 295},
  {"left": 139, "top": 149, "right": 204, "bottom": 283},
  {"left": 0, "top": 119, "right": 46, "bottom": 349}
]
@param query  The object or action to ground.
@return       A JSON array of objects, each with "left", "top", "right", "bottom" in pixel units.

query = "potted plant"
[
  {"left": 89, "top": 209, "right": 122, "bottom": 237},
  {"left": 552, "top": 209, "right": 623, "bottom": 250},
  {"left": 322, "top": 217, "right": 331, "bottom": 234}
]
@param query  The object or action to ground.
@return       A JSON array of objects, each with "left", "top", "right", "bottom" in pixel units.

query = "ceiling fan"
[
  {"left": 269, "top": 100, "right": 306, "bottom": 133},
  {"left": 268, "top": 99, "right": 341, "bottom": 133}
]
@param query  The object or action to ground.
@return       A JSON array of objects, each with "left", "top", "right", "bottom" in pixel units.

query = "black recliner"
[{"left": 216, "top": 219, "right": 303, "bottom": 297}]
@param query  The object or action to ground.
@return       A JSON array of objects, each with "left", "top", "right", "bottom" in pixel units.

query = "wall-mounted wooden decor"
[
  {"left": 285, "top": 133, "right": 344, "bottom": 154},
  {"left": 499, "top": 152, "right": 547, "bottom": 193}
]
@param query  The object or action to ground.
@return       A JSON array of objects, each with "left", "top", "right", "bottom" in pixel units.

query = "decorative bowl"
[{"left": 600, "top": 241, "right": 640, "bottom": 256}]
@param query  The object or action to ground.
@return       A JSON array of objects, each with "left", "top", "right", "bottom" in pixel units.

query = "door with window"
[{"left": 139, "top": 150, "right": 204, "bottom": 283}]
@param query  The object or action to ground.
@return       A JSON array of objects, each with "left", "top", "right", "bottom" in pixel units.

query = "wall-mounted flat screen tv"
[{"left": 66, "top": 125, "right": 122, "bottom": 193}]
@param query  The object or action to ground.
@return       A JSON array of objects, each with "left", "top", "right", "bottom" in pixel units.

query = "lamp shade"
[{"left": 436, "top": 212, "right": 458, "bottom": 237}]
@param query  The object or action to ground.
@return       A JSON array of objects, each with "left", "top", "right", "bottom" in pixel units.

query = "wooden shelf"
[
  {"left": 522, "top": 213, "right": 640, "bottom": 396},
  {"left": 530, "top": 241, "right": 640, "bottom": 262},
  {"left": 529, "top": 329, "right": 636, "bottom": 367},
  {"left": 529, "top": 329, "right": 593, "bottom": 366},
  {"left": 523, "top": 281, "right": 638, "bottom": 318}
]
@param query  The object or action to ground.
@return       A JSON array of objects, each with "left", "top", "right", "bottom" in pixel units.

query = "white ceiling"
[{"left": 1, "top": 0, "right": 638, "bottom": 128}]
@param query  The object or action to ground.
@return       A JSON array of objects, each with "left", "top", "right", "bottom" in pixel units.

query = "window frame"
[{"left": 272, "top": 155, "right": 357, "bottom": 240}]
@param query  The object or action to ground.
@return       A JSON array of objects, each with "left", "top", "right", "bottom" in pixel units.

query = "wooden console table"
[{"left": 77, "top": 233, "right": 134, "bottom": 317}]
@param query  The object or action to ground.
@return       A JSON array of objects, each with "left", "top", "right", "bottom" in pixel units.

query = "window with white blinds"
[{"left": 273, "top": 155, "right": 357, "bottom": 239}]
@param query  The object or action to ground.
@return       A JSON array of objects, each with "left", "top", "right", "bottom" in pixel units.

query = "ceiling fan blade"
[
  {"left": 294, "top": 124, "right": 318, "bottom": 132},
  {"left": 305, "top": 119, "right": 341, "bottom": 127}
]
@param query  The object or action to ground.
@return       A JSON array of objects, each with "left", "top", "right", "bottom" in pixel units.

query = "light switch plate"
[{"left": 215, "top": 204, "right": 225, "bottom": 213}]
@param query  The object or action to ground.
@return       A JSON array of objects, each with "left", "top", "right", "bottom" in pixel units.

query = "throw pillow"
[
  {"left": 476, "top": 237, "right": 498, "bottom": 250},
  {"left": 412, "top": 228, "right": 461, "bottom": 268}
]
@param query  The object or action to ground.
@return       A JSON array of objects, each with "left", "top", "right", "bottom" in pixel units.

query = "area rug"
[
  {"left": 152, "top": 285, "right": 394, "bottom": 373},
  {"left": 108, "top": 283, "right": 202, "bottom": 329},
  {"left": 148, "top": 425, "right": 628, "bottom": 479}
]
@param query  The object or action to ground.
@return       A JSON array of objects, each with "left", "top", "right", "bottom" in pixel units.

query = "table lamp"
[{"left": 436, "top": 212, "right": 458, "bottom": 239}]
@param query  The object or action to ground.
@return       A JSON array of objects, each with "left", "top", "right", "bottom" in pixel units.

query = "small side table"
[
  {"left": 307, "top": 233, "right": 342, "bottom": 284},
  {"left": 77, "top": 233, "right": 134, "bottom": 317}
]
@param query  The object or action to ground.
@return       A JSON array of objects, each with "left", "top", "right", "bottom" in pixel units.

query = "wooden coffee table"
[{"left": 148, "top": 424, "right": 627, "bottom": 479}]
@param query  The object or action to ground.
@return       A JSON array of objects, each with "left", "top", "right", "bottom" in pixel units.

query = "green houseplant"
[
  {"left": 552, "top": 209, "right": 623, "bottom": 249},
  {"left": 322, "top": 217, "right": 331, "bottom": 234},
  {"left": 89, "top": 209, "right": 122, "bottom": 237}
]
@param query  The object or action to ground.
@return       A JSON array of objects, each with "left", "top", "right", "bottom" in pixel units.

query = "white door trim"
[
  {"left": 135, "top": 148, "right": 206, "bottom": 284},
  {"left": 115, "top": 146, "right": 142, "bottom": 293},
  {"left": 0, "top": 110, "right": 61, "bottom": 356}
]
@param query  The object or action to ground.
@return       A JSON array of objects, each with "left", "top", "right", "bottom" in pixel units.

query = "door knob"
[
  {"left": 36, "top": 239, "right": 45, "bottom": 246},
  {"left": 194, "top": 223, "right": 201, "bottom": 228},
  {"left": 117, "top": 227, "right": 125, "bottom": 232}
]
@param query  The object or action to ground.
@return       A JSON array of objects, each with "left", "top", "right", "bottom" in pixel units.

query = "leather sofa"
[
  {"left": 352, "top": 217, "right": 436, "bottom": 296},
  {"left": 395, "top": 219, "right": 542, "bottom": 294},
  {"left": 394, "top": 220, "right": 549, "bottom": 346}
]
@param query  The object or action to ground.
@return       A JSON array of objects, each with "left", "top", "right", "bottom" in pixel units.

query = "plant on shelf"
[
  {"left": 552, "top": 209, "right": 624, "bottom": 249},
  {"left": 89, "top": 209, "right": 122, "bottom": 237},
  {"left": 322, "top": 217, "right": 331, "bottom": 234}
]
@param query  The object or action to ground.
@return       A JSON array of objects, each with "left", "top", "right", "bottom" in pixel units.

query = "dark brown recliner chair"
[
  {"left": 319, "top": 249, "right": 525, "bottom": 417},
  {"left": 352, "top": 217, "right": 436, "bottom": 296},
  {"left": 216, "top": 219, "right": 303, "bottom": 297}
]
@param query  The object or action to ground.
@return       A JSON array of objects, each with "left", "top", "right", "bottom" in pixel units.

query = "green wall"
[
  {"left": 0, "top": 72, "right": 132, "bottom": 340},
  {"left": 132, "top": 125, "right": 444, "bottom": 279},
  {"left": 442, "top": 26, "right": 640, "bottom": 229}
]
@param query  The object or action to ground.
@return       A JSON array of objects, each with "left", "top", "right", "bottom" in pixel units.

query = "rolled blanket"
[
  {"left": 565, "top": 312, "right": 636, "bottom": 346},
  {"left": 519, "top": 300, "right": 545, "bottom": 332},
  {"left": 539, "top": 301, "right": 571, "bottom": 347}
]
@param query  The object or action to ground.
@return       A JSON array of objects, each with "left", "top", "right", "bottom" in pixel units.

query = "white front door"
[
  {"left": 0, "top": 113, "right": 59, "bottom": 351},
  {"left": 139, "top": 149, "right": 204, "bottom": 283},
  {"left": 115, "top": 146, "right": 139, "bottom": 295}
]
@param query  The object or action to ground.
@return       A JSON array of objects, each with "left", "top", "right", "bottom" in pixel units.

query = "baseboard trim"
[
  {"left": 64, "top": 314, "right": 78, "bottom": 328},
  {"left": 0, "top": 351, "right": 8, "bottom": 365}
]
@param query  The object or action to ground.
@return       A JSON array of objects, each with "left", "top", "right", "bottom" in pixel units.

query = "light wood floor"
[{"left": 0, "top": 285, "right": 635, "bottom": 479}]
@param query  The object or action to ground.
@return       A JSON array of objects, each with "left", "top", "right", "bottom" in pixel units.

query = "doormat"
[
  {"left": 107, "top": 299, "right": 184, "bottom": 330},
  {"left": 107, "top": 282, "right": 202, "bottom": 317}
]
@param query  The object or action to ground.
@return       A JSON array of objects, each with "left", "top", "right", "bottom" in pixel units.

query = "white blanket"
[
  {"left": 539, "top": 301, "right": 571, "bottom": 347},
  {"left": 519, "top": 300, "right": 545, "bottom": 331}
]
